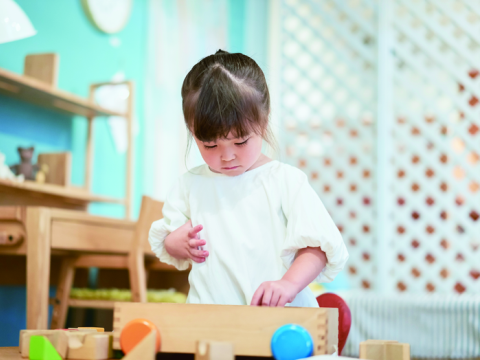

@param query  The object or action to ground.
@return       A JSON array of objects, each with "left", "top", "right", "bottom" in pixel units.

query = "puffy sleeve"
[
  {"left": 148, "top": 177, "right": 191, "bottom": 271},
  {"left": 280, "top": 168, "right": 349, "bottom": 283}
]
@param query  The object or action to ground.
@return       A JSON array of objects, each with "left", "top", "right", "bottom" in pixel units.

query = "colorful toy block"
[
  {"left": 122, "top": 330, "right": 156, "bottom": 360},
  {"left": 29, "top": 336, "right": 61, "bottom": 360},
  {"left": 119, "top": 318, "right": 161, "bottom": 354},
  {"left": 20, "top": 330, "right": 68, "bottom": 358}
]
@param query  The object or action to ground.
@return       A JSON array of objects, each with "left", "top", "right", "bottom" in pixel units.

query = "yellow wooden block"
[{"left": 78, "top": 327, "right": 104, "bottom": 332}]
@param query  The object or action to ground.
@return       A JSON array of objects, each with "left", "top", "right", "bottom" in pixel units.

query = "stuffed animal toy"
[{"left": 9, "top": 147, "right": 39, "bottom": 181}]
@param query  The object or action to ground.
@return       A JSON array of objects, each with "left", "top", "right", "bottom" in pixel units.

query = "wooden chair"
[{"left": 50, "top": 195, "right": 187, "bottom": 329}]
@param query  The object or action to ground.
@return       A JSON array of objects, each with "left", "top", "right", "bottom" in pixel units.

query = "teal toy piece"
[{"left": 271, "top": 324, "right": 314, "bottom": 360}]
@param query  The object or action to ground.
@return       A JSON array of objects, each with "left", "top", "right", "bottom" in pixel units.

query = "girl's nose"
[{"left": 221, "top": 150, "right": 235, "bottom": 162}]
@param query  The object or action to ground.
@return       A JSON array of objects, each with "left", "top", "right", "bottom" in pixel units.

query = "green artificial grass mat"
[{"left": 70, "top": 288, "right": 187, "bottom": 303}]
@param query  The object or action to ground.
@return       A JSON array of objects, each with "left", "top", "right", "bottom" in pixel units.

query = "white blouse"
[{"left": 149, "top": 160, "right": 348, "bottom": 307}]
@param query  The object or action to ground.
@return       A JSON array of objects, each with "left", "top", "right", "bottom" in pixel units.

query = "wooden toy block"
[
  {"left": 112, "top": 302, "right": 339, "bottom": 357},
  {"left": 67, "top": 332, "right": 111, "bottom": 360},
  {"left": 78, "top": 327, "right": 104, "bottom": 332},
  {"left": 29, "top": 336, "right": 61, "bottom": 360},
  {"left": 19, "top": 330, "right": 67, "bottom": 358},
  {"left": 68, "top": 328, "right": 98, "bottom": 333},
  {"left": 123, "top": 331, "right": 156, "bottom": 360},
  {"left": 120, "top": 318, "right": 161, "bottom": 354},
  {"left": 24, "top": 53, "right": 59, "bottom": 87},
  {"left": 195, "top": 340, "right": 234, "bottom": 360},
  {"left": 359, "top": 340, "right": 410, "bottom": 360}
]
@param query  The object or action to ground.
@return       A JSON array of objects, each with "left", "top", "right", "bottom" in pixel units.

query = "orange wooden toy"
[{"left": 120, "top": 318, "right": 161, "bottom": 354}]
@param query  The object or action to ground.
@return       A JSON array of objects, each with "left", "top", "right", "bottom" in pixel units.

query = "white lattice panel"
[
  {"left": 277, "top": 0, "right": 480, "bottom": 294},
  {"left": 279, "top": 0, "right": 378, "bottom": 290},
  {"left": 389, "top": 0, "right": 480, "bottom": 294}
]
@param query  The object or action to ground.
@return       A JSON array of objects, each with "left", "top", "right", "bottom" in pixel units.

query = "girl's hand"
[
  {"left": 164, "top": 220, "right": 209, "bottom": 263},
  {"left": 250, "top": 279, "right": 299, "bottom": 307}
]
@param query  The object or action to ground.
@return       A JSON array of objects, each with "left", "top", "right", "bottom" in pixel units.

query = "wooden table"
[
  {"left": 0, "top": 347, "right": 117, "bottom": 360},
  {"left": 0, "top": 347, "right": 24, "bottom": 360},
  {"left": 0, "top": 179, "right": 125, "bottom": 211},
  {"left": 0, "top": 206, "right": 135, "bottom": 330}
]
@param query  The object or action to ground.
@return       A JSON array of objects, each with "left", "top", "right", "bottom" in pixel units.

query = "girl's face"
[{"left": 194, "top": 132, "right": 264, "bottom": 176}]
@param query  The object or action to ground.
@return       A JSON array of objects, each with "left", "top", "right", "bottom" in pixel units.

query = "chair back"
[
  {"left": 316, "top": 293, "right": 351, "bottom": 356},
  {"left": 133, "top": 195, "right": 164, "bottom": 255}
]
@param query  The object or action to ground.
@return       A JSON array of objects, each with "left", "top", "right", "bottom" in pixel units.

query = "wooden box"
[{"left": 113, "top": 302, "right": 338, "bottom": 357}]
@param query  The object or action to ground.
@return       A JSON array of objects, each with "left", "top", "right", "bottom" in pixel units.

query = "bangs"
[{"left": 183, "top": 64, "right": 268, "bottom": 142}]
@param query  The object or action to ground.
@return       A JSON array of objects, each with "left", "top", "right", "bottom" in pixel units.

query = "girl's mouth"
[{"left": 223, "top": 166, "right": 239, "bottom": 170}]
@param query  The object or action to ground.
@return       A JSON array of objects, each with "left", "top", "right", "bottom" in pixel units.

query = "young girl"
[{"left": 149, "top": 50, "right": 348, "bottom": 307}]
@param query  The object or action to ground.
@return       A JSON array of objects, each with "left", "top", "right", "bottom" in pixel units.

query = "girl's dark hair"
[{"left": 181, "top": 50, "right": 273, "bottom": 144}]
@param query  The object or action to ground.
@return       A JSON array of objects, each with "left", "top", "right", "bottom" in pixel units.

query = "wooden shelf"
[
  {"left": 0, "top": 67, "right": 125, "bottom": 118},
  {"left": 0, "top": 179, "right": 124, "bottom": 210},
  {"left": 68, "top": 299, "right": 116, "bottom": 309}
]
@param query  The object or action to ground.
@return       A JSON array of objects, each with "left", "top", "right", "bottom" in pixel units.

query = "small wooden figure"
[
  {"left": 29, "top": 336, "right": 62, "bottom": 360},
  {"left": 359, "top": 340, "right": 410, "bottom": 360},
  {"left": 123, "top": 331, "right": 156, "bottom": 360},
  {"left": 35, "top": 164, "right": 49, "bottom": 184},
  {"left": 195, "top": 340, "right": 234, "bottom": 360}
]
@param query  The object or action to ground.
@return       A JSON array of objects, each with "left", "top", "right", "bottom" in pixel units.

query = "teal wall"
[
  {"left": 0, "top": 0, "right": 148, "bottom": 346},
  {"left": 0, "top": 0, "right": 148, "bottom": 218}
]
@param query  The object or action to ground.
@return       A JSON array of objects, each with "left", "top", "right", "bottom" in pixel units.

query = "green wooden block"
[{"left": 29, "top": 336, "right": 62, "bottom": 360}]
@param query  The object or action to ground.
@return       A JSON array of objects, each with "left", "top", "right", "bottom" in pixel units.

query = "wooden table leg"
[{"left": 26, "top": 207, "right": 51, "bottom": 329}]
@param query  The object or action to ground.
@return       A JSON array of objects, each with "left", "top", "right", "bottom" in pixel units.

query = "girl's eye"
[
  {"left": 203, "top": 144, "right": 217, "bottom": 149},
  {"left": 235, "top": 138, "right": 249, "bottom": 146}
]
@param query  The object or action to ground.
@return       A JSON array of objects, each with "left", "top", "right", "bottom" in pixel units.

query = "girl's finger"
[
  {"left": 270, "top": 291, "right": 281, "bottom": 308},
  {"left": 191, "top": 256, "right": 205, "bottom": 263},
  {"left": 189, "top": 239, "right": 206, "bottom": 248},
  {"left": 188, "top": 224, "right": 203, "bottom": 239},
  {"left": 250, "top": 286, "right": 265, "bottom": 306},
  {"left": 190, "top": 249, "right": 209, "bottom": 258},
  {"left": 277, "top": 295, "right": 289, "bottom": 308},
  {"left": 261, "top": 288, "right": 273, "bottom": 307}
]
